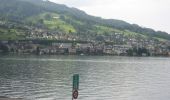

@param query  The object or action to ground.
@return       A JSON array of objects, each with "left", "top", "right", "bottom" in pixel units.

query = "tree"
[
  {"left": 38, "top": 19, "right": 44, "bottom": 24},
  {"left": 126, "top": 48, "right": 133, "bottom": 56},
  {"left": 44, "top": 14, "right": 51, "bottom": 20},
  {"left": 0, "top": 44, "right": 9, "bottom": 53}
]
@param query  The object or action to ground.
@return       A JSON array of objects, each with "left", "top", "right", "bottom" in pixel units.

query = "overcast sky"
[{"left": 49, "top": 0, "right": 170, "bottom": 33}]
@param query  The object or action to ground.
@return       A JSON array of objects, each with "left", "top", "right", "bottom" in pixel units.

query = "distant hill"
[{"left": 0, "top": 0, "right": 170, "bottom": 41}]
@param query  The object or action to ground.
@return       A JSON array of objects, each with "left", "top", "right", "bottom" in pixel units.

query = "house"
[
  {"left": 112, "top": 45, "right": 132, "bottom": 55},
  {"left": 78, "top": 43, "right": 93, "bottom": 54},
  {"left": 69, "top": 48, "right": 76, "bottom": 54},
  {"left": 103, "top": 45, "right": 113, "bottom": 55},
  {"left": 59, "top": 43, "right": 72, "bottom": 49},
  {"left": 59, "top": 43, "right": 76, "bottom": 54}
]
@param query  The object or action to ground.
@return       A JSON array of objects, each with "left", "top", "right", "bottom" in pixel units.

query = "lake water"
[{"left": 0, "top": 55, "right": 170, "bottom": 100}]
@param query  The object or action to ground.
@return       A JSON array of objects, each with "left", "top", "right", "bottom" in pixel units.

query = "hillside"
[{"left": 0, "top": 0, "right": 170, "bottom": 41}]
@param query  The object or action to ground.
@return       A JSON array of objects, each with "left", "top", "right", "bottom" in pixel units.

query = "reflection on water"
[{"left": 0, "top": 55, "right": 170, "bottom": 100}]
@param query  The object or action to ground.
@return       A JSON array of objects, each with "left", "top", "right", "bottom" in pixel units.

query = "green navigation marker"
[{"left": 73, "top": 74, "right": 79, "bottom": 90}]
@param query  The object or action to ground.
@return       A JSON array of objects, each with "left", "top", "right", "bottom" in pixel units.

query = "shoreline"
[{"left": 0, "top": 52, "right": 169, "bottom": 57}]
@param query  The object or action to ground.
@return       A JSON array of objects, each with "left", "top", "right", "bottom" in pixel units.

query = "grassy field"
[{"left": 26, "top": 12, "right": 76, "bottom": 33}]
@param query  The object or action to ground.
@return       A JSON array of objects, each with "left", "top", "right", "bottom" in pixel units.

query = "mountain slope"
[{"left": 0, "top": 0, "right": 170, "bottom": 41}]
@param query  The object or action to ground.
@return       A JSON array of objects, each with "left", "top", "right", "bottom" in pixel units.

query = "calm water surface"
[{"left": 0, "top": 55, "right": 170, "bottom": 100}]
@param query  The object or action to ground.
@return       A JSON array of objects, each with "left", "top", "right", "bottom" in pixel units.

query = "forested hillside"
[{"left": 0, "top": 0, "right": 170, "bottom": 41}]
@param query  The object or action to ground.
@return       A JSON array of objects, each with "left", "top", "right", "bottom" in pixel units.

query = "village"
[{"left": 0, "top": 25, "right": 170, "bottom": 56}]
